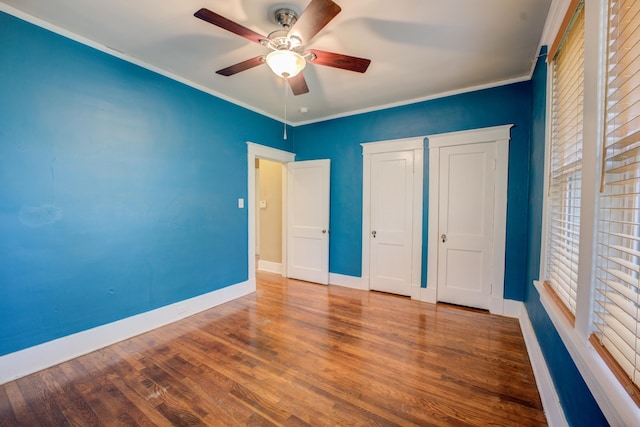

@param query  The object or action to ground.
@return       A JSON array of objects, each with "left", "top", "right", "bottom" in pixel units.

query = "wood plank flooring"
[{"left": 0, "top": 272, "right": 547, "bottom": 426}]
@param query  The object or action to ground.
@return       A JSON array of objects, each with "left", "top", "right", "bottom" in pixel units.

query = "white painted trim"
[
  {"left": 361, "top": 137, "right": 424, "bottom": 298},
  {"left": 540, "top": 0, "right": 574, "bottom": 51},
  {"left": 0, "top": 280, "right": 252, "bottom": 385},
  {"left": 520, "top": 303, "right": 569, "bottom": 427},
  {"left": 281, "top": 164, "right": 288, "bottom": 278},
  {"left": 361, "top": 153, "right": 372, "bottom": 289},
  {"left": 247, "top": 142, "right": 295, "bottom": 285},
  {"left": 534, "top": 281, "right": 640, "bottom": 426},
  {"left": 361, "top": 137, "right": 424, "bottom": 154},
  {"left": 426, "top": 125, "right": 513, "bottom": 148},
  {"left": 329, "top": 273, "right": 366, "bottom": 291},
  {"left": 490, "top": 133, "right": 510, "bottom": 315},
  {"left": 255, "top": 168, "right": 261, "bottom": 255},
  {"left": 248, "top": 142, "right": 295, "bottom": 162},
  {"left": 427, "top": 143, "right": 440, "bottom": 300},
  {"left": 257, "top": 260, "right": 283, "bottom": 275},
  {"left": 426, "top": 125, "right": 513, "bottom": 315},
  {"left": 574, "top": 0, "right": 607, "bottom": 339},
  {"left": 529, "top": 0, "right": 572, "bottom": 80},
  {"left": 502, "top": 299, "right": 524, "bottom": 319},
  {"left": 419, "top": 286, "right": 438, "bottom": 304},
  {"left": 412, "top": 146, "right": 424, "bottom": 300},
  {"left": 538, "top": 61, "right": 553, "bottom": 284}
]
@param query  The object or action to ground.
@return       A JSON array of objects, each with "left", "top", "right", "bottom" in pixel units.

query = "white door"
[
  {"left": 287, "top": 159, "right": 330, "bottom": 284},
  {"left": 369, "top": 151, "right": 414, "bottom": 296},
  {"left": 437, "top": 142, "right": 495, "bottom": 309}
]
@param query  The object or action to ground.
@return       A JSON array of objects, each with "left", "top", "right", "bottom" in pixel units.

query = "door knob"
[
  {"left": 322, "top": 229, "right": 327, "bottom": 234},
  {"left": 372, "top": 230, "right": 377, "bottom": 238},
  {"left": 441, "top": 234, "right": 447, "bottom": 243}
]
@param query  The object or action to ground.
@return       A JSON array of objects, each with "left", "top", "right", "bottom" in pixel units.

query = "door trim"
[
  {"left": 361, "top": 137, "right": 424, "bottom": 299},
  {"left": 425, "top": 125, "right": 512, "bottom": 314},
  {"left": 247, "top": 142, "right": 295, "bottom": 291}
]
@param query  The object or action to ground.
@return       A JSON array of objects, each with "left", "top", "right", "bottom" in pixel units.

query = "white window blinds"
[
  {"left": 545, "top": 3, "right": 585, "bottom": 316},
  {"left": 594, "top": 0, "right": 640, "bottom": 388}
]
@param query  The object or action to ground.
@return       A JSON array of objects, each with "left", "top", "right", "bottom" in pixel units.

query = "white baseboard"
[
  {"left": 419, "top": 286, "right": 437, "bottom": 303},
  {"left": 329, "top": 273, "right": 366, "bottom": 290},
  {"left": 411, "top": 285, "right": 421, "bottom": 300},
  {"left": 502, "top": 299, "right": 523, "bottom": 318},
  {"left": 257, "top": 260, "right": 283, "bottom": 274},
  {"left": 490, "top": 296, "right": 504, "bottom": 315},
  {"left": 0, "top": 280, "right": 253, "bottom": 385},
  {"left": 519, "top": 307, "right": 568, "bottom": 427}
]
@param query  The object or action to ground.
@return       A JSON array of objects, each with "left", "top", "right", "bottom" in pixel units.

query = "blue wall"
[
  {"left": 0, "top": 12, "right": 290, "bottom": 356},
  {"left": 524, "top": 48, "right": 606, "bottom": 426},
  {"left": 294, "top": 83, "right": 532, "bottom": 300}
]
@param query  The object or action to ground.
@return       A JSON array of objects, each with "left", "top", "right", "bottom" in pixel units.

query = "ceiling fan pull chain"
[{"left": 283, "top": 80, "right": 288, "bottom": 140}]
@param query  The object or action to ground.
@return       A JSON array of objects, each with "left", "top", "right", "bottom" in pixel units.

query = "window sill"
[{"left": 533, "top": 280, "right": 640, "bottom": 426}]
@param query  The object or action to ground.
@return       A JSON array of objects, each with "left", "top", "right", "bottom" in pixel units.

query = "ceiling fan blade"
[
  {"left": 194, "top": 8, "right": 266, "bottom": 45},
  {"left": 216, "top": 56, "right": 265, "bottom": 76},
  {"left": 308, "top": 50, "right": 371, "bottom": 73},
  {"left": 288, "top": 0, "right": 341, "bottom": 43},
  {"left": 288, "top": 73, "right": 310, "bottom": 96}
]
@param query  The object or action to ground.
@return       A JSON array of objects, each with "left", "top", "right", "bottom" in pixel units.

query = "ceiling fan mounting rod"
[{"left": 274, "top": 8, "right": 298, "bottom": 29}]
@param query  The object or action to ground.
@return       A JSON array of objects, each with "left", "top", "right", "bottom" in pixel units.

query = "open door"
[{"left": 287, "top": 159, "right": 330, "bottom": 284}]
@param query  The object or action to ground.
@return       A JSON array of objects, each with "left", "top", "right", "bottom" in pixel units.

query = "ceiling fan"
[{"left": 194, "top": 0, "right": 371, "bottom": 96}]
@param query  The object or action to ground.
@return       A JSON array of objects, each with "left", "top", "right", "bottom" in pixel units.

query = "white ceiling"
[{"left": 1, "top": 0, "right": 552, "bottom": 124}]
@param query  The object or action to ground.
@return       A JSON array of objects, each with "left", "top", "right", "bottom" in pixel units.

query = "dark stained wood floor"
[{"left": 0, "top": 272, "right": 547, "bottom": 426}]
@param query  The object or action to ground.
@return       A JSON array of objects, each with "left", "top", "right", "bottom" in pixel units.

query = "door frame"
[
  {"left": 247, "top": 142, "right": 295, "bottom": 291},
  {"left": 426, "top": 125, "right": 512, "bottom": 314},
  {"left": 361, "top": 137, "right": 424, "bottom": 299}
]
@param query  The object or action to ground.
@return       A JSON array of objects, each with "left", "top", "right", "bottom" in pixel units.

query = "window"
[
  {"left": 593, "top": 0, "right": 640, "bottom": 393},
  {"left": 544, "top": 1, "right": 585, "bottom": 318},
  {"left": 537, "top": 0, "right": 640, "bottom": 422}
]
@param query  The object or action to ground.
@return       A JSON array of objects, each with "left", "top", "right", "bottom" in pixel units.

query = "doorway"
[
  {"left": 256, "top": 158, "right": 284, "bottom": 274},
  {"left": 247, "top": 143, "right": 295, "bottom": 291},
  {"left": 247, "top": 142, "right": 331, "bottom": 289},
  {"left": 426, "top": 125, "right": 512, "bottom": 314}
]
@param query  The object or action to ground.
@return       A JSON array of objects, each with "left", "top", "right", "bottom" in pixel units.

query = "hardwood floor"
[{"left": 0, "top": 272, "right": 547, "bottom": 426}]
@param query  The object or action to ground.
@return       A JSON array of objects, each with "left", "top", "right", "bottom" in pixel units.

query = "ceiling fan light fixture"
[{"left": 266, "top": 50, "right": 306, "bottom": 78}]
